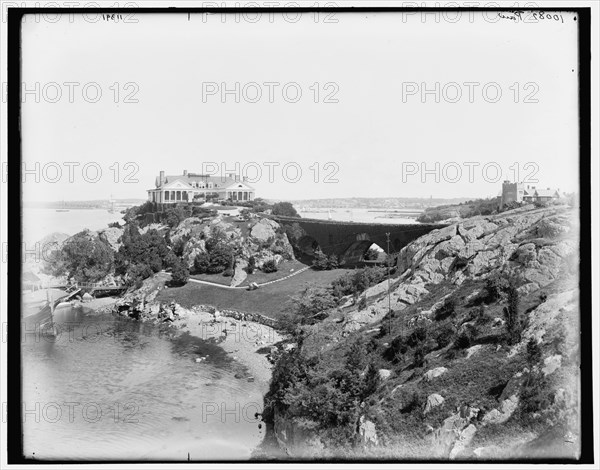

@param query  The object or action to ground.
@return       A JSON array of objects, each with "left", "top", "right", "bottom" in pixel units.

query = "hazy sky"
[{"left": 20, "top": 10, "right": 580, "bottom": 201}]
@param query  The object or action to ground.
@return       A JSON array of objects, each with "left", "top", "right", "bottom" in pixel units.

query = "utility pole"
[{"left": 386, "top": 232, "right": 392, "bottom": 324}]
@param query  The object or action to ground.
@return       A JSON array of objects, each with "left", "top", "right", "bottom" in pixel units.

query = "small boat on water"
[{"left": 55, "top": 209, "right": 70, "bottom": 212}]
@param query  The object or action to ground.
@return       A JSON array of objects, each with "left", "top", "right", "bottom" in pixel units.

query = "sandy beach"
[{"left": 172, "top": 308, "right": 283, "bottom": 392}]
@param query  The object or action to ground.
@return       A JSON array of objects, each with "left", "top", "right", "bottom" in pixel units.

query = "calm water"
[
  {"left": 22, "top": 306, "right": 265, "bottom": 461},
  {"left": 297, "top": 207, "right": 420, "bottom": 224},
  {"left": 23, "top": 209, "right": 125, "bottom": 246}
]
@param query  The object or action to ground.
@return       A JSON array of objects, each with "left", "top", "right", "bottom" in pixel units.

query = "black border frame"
[{"left": 6, "top": 5, "right": 593, "bottom": 465}]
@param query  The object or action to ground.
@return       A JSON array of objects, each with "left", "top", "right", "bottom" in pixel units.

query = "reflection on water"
[{"left": 22, "top": 306, "right": 264, "bottom": 461}]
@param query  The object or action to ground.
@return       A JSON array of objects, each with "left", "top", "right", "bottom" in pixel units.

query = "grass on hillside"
[
  {"left": 190, "top": 260, "right": 310, "bottom": 287},
  {"left": 159, "top": 266, "right": 353, "bottom": 318}
]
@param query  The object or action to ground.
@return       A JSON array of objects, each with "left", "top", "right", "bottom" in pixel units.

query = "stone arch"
[{"left": 297, "top": 235, "right": 321, "bottom": 256}]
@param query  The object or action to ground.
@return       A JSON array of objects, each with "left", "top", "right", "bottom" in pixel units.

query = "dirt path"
[{"left": 188, "top": 266, "right": 312, "bottom": 290}]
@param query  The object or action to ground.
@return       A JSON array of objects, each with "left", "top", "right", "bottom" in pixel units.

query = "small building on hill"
[{"left": 500, "top": 181, "right": 561, "bottom": 209}]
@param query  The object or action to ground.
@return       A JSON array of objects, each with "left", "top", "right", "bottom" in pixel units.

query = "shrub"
[
  {"left": 407, "top": 327, "right": 427, "bottom": 348},
  {"left": 413, "top": 346, "right": 426, "bottom": 368},
  {"left": 484, "top": 275, "right": 506, "bottom": 303},
  {"left": 245, "top": 255, "right": 256, "bottom": 274},
  {"left": 291, "top": 287, "right": 337, "bottom": 319},
  {"left": 262, "top": 259, "right": 278, "bottom": 273},
  {"left": 327, "top": 255, "right": 339, "bottom": 269},
  {"left": 362, "top": 362, "right": 381, "bottom": 398},
  {"left": 475, "top": 304, "right": 491, "bottom": 326},
  {"left": 435, "top": 326, "right": 454, "bottom": 349},
  {"left": 222, "top": 268, "right": 233, "bottom": 277},
  {"left": 358, "top": 296, "right": 367, "bottom": 311},
  {"left": 312, "top": 248, "right": 330, "bottom": 270},
  {"left": 271, "top": 201, "right": 300, "bottom": 218},
  {"left": 165, "top": 207, "right": 188, "bottom": 228},
  {"left": 454, "top": 332, "right": 472, "bottom": 350},
  {"left": 363, "top": 247, "right": 381, "bottom": 261},
  {"left": 401, "top": 391, "right": 425, "bottom": 414},
  {"left": 539, "top": 292, "right": 548, "bottom": 303},
  {"left": 193, "top": 252, "right": 211, "bottom": 274},
  {"left": 526, "top": 338, "right": 542, "bottom": 365},
  {"left": 435, "top": 298, "right": 456, "bottom": 321}
]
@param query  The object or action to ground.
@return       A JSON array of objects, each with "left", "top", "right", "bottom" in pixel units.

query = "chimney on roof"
[
  {"left": 183, "top": 170, "right": 188, "bottom": 176},
  {"left": 159, "top": 170, "right": 165, "bottom": 184},
  {"left": 243, "top": 176, "right": 248, "bottom": 182}
]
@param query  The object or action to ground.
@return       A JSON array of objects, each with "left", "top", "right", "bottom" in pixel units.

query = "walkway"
[{"left": 188, "top": 265, "right": 312, "bottom": 290}]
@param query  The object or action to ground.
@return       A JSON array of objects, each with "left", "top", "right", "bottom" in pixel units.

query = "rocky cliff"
[{"left": 267, "top": 204, "right": 581, "bottom": 460}]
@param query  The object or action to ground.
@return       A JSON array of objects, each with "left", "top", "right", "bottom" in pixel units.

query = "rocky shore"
[{"left": 111, "top": 272, "right": 285, "bottom": 392}]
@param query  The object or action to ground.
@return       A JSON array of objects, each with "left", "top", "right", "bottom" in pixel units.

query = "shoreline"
[{"left": 85, "top": 294, "right": 284, "bottom": 394}]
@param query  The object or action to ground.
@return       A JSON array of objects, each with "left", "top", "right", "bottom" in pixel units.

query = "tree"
[
  {"left": 193, "top": 252, "right": 211, "bottom": 274},
  {"left": 272, "top": 201, "right": 300, "bottom": 218},
  {"left": 170, "top": 258, "right": 189, "bottom": 286},
  {"left": 48, "top": 230, "right": 114, "bottom": 284},
  {"left": 164, "top": 206, "right": 188, "bottom": 228},
  {"left": 504, "top": 282, "right": 521, "bottom": 344},
  {"left": 208, "top": 244, "right": 234, "bottom": 273},
  {"left": 312, "top": 248, "right": 330, "bottom": 270},
  {"left": 115, "top": 227, "right": 170, "bottom": 278}
]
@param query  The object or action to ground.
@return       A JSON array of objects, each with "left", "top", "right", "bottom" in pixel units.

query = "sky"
[{"left": 19, "top": 10, "right": 580, "bottom": 202}]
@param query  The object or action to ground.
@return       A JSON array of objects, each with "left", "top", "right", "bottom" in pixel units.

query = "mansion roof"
[{"left": 152, "top": 174, "right": 255, "bottom": 191}]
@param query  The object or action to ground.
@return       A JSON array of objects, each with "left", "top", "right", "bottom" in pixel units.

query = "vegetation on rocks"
[{"left": 264, "top": 204, "right": 581, "bottom": 459}]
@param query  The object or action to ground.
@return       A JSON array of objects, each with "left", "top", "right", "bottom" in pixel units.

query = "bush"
[
  {"left": 407, "top": 327, "right": 427, "bottom": 348},
  {"left": 357, "top": 296, "right": 367, "bottom": 311},
  {"left": 526, "top": 338, "right": 542, "bottom": 365},
  {"left": 262, "top": 259, "right": 278, "bottom": 273},
  {"left": 454, "top": 332, "right": 472, "bottom": 350},
  {"left": 327, "top": 254, "right": 339, "bottom": 269},
  {"left": 484, "top": 275, "right": 506, "bottom": 304},
  {"left": 271, "top": 201, "right": 300, "bottom": 218},
  {"left": 245, "top": 255, "right": 256, "bottom": 274},
  {"left": 291, "top": 286, "right": 337, "bottom": 319},
  {"left": 435, "top": 326, "right": 454, "bottom": 349},
  {"left": 222, "top": 268, "right": 233, "bottom": 277},
  {"left": 312, "top": 248, "right": 330, "bottom": 270},
  {"left": 193, "top": 252, "right": 211, "bottom": 274},
  {"left": 435, "top": 298, "right": 456, "bottom": 321},
  {"left": 413, "top": 346, "right": 426, "bottom": 368}
]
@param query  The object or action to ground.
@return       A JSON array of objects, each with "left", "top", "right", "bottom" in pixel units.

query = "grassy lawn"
[
  {"left": 240, "top": 259, "right": 309, "bottom": 285},
  {"left": 190, "top": 273, "right": 232, "bottom": 286},
  {"left": 190, "top": 260, "right": 310, "bottom": 286},
  {"left": 158, "top": 266, "right": 353, "bottom": 318}
]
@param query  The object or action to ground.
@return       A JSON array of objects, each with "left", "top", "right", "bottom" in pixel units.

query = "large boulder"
[
  {"left": 424, "top": 367, "right": 448, "bottom": 382},
  {"left": 97, "top": 226, "right": 123, "bottom": 252},
  {"left": 249, "top": 218, "right": 279, "bottom": 243},
  {"left": 424, "top": 393, "right": 445, "bottom": 414},
  {"left": 358, "top": 415, "right": 379, "bottom": 446}
]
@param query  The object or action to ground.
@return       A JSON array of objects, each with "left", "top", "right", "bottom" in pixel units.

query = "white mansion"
[{"left": 147, "top": 170, "right": 256, "bottom": 204}]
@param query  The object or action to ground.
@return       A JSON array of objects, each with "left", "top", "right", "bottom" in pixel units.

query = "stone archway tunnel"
[{"left": 270, "top": 215, "right": 447, "bottom": 266}]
